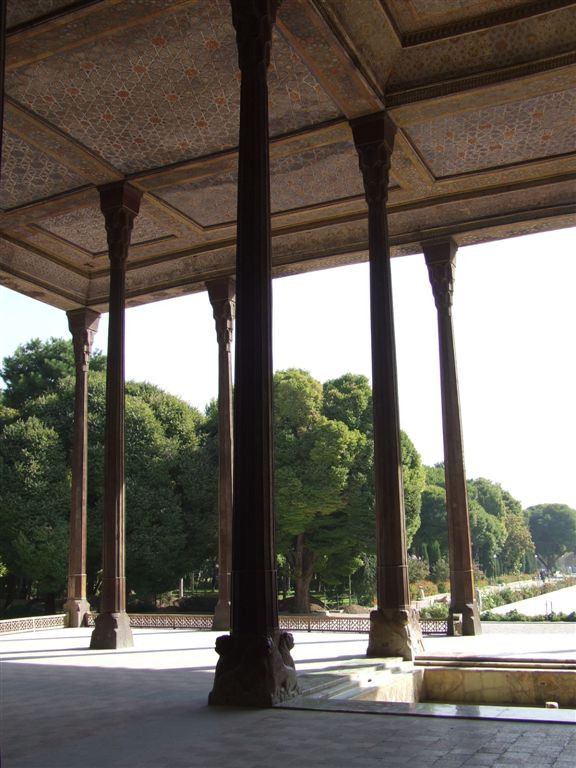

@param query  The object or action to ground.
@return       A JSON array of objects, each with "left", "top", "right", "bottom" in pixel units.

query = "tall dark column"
[
  {"left": 207, "top": 278, "right": 235, "bottom": 631},
  {"left": 0, "top": 0, "right": 5, "bottom": 177},
  {"left": 423, "top": 239, "right": 481, "bottom": 636},
  {"left": 64, "top": 308, "right": 100, "bottom": 628},
  {"left": 351, "top": 112, "right": 423, "bottom": 660},
  {"left": 209, "top": 0, "right": 298, "bottom": 707},
  {"left": 90, "top": 182, "right": 142, "bottom": 650}
]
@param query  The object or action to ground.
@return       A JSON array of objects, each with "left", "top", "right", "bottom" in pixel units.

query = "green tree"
[
  {"left": 0, "top": 416, "right": 71, "bottom": 607},
  {"left": 274, "top": 369, "right": 365, "bottom": 612},
  {"left": 527, "top": 504, "right": 576, "bottom": 572},
  {"left": 468, "top": 477, "right": 506, "bottom": 519},
  {"left": 500, "top": 490, "right": 535, "bottom": 573},
  {"left": 274, "top": 369, "right": 425, "bottom": 612},
  {"left": 178, "top": 400, "right": 219, "bottom": 574},
  {"left": 401, "top": 432, "right": 426, "bottom": 546},
  {"left": 323, "top": 373, "right": 372, "bottom": 433},
  {"left": 469, "top": 501, "right": 506, "bottom": 575},
  {"left": 1, "top": 337, "right": 105, "bottom": 409},
  {"left": 323, "top": 373, "right": 425, "bottom": 549},
  {"left": 1, "top": 339, "right": 207, "bottom": 608},
  {"left": 412, "top": 484, "right": 448, "bottom": 559},
  {"left": 425, "top": 463, "right": 446, "bottom": 489}
]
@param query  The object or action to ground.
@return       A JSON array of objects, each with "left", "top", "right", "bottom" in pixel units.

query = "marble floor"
[{"left": 1, "top": 625, "right": 575, "bottom": 768}]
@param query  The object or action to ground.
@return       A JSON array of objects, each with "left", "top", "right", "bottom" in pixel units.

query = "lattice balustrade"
[
  {"left": 0, "top": 614, "right": 68, "bottom": 634},
  {"left": 21, "top": 613, "right": 448, "bottom": 635},
  {"left": 419, "top": 618, "right": 449, "bottom": 635}
]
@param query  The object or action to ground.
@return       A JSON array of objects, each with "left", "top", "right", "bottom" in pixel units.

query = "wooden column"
[
  {"left": 0, "top": 0, "right": 5, "bottom": 176},
  {"left": 64, "top": 308, "right": 100, "bottom": 628},
  {"left": 423, "top": 238, "right": 481, "bottom": 636},
  {"left": 207, "top": 277, "right": 235, "bottom": 631},
  {"left": 351, "top": 112, "right": 423, "bottom": 660},
  {"left": 209, "top": 0, "right": 298, "bottom": 707},
  {"left": 90, "top": 182, "right": 141, "bottom": 650}
]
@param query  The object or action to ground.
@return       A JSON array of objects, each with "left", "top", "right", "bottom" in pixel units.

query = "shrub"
[{"left": 419, "top": 603, "right": 449, "bottom": 619}]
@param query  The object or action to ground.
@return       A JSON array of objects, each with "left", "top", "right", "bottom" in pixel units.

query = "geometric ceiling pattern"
[
  {"left": 405, "top": 89, "right": 576, "bottom": 177},
  {"left": 1, "top": 0, "right": 575, "bottom": 311},
  {"left": 158, "top": 141, "right": 365, "bottom": 226},
  {"left": 0, "top": 132, "right": 87, "bottom": 209},
  {"left": 7, "top": 5, "right": 340, "bottom": 174}
]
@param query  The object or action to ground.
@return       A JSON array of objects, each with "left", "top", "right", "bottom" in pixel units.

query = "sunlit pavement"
[{"left": 1, "top": 624, "right": 575, "bottom": 768}]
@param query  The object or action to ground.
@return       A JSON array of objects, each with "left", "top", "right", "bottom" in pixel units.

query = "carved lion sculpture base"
[
  {"left": 209, "top": 631, "right": 300, "bottom": 707},
  {"left": 367, "top": 608, "right": 424, "bottom": 661}
]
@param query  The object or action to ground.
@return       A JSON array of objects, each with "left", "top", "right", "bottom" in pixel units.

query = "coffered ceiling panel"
[
  {"left": 1, "top": 0, "right": 574, "bottom": 310},
  {"left": 385, "top": 0, "right": 531, "bottom": 34},
  {"left": 157, "top": 140, "right": 365, "bottom": 226},
  {"left": 405, "top": 89, "right": 576, "bottom": 177},
  {"left": 0, "top": 132, "right": 88, "bottom": 209},
  {"left": 6, "top": 3, "right": 339, "bottom": 175},
  {"left": 35, "top": 199, "right": 176, "bottom": 255},
  {"left": 388, "top": 7, "right": 576, "bottom": 90},
  {"left": 6, "top": 0, "right": 75, "bottom": 28}
]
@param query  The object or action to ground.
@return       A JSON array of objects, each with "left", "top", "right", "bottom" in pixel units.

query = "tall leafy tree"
[
  {"left": 323, "top": 373, "right": 372, "bottom": 434},
  {"left": 1, "top": 337, "right": 105, "bottom": 409},
  {"left": 0, "top": 416, "right": 71, "bottom": 607},
  {"left": 274, "top": 369, "right": 425, "bottom": 611},
  {"left": 178, "top": 400, "right": 219, "bottom": 574},
  {"left": 415, "top": 467, "right": 532, "bottom": 577},
  {"left": 468, "top": 477, "right": 506, "bottom": 519},
  {"left": 527, "top": 504, "right": 576, "bottom": 572},
  {"left": 0, "top": 339, "right": 207, "bottom": 608},
  {"left": 469, "top": 501, "right": 506, "bottom": 575},
  {"left": 500, "top": 490, "right": 535, "bottom": 573},
  {"left": 412, "top": 484, "right": 449, "bottom": 559},
  {"left": 323, "top": 373, "right": 425, "bottom": 549},
  {"left": 274, "top": 369, "right": 365, "bottom": 612}
]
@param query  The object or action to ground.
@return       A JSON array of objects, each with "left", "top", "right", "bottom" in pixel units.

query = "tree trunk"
[
  {"left": 44, "top": 592, "right": 56, "bottom": 614},
  {"left": 291, "top": 534, "right": 316, "bottom": 614}
]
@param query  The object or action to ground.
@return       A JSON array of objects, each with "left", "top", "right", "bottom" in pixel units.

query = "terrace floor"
[{"left": 1, "top": 623, "right": 575, "bottom": 768}]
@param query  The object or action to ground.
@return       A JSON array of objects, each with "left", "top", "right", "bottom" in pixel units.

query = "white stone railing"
[
  {"left": 0, "top": 613, "right": 68, "bottom": 634},
  {"left": 83, "top": 612, "right": 448, "bottom": 635}
]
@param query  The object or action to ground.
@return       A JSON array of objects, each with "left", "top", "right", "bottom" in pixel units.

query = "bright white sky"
[{"left": 1, "top": 227, "right": 575, "bottom": 510}]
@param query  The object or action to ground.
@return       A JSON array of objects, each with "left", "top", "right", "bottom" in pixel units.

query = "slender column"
[
  {"left": 90, "top": 182, "right": 141, "bottom": 650},
  {"left": 0, "top": 0, "right": 5, "bottom": 177},
  {"left": 209, "top": 0, "right": 298, "bottom": 706},
  {"left": 423, "top": 239, "right": 481, "bottom": 636},
  {"left": 64, "top": 308, "right": 101, "bottom": 628},
  {"left": 351, "top": 112, "right": 423, "bottom": 660},
  {"left": 207, "top": 277, "right": 235, "bottom": 631}
]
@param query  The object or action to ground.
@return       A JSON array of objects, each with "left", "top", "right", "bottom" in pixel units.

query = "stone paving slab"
[{"left": 1, "top": 627, "right": 575, "bottom": 768}]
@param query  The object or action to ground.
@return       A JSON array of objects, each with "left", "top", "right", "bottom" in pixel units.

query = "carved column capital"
[
  {"left": 207, "top": 277, "right": 236, "bottom": 350},
  {"left": 67, "top": 308, "right": 101, "bottom": 372},
  {"left": 423, "top": 238, "right": 458, "bottom": 311},
  {"left": 99, "top": 182, "right": 142, "bottom": 266},
  {"left": 350, "top": 112, "right": 396, "bottom": 206},
  {"left": 231, "top": 0, "right": 279, "bottom": 72}
]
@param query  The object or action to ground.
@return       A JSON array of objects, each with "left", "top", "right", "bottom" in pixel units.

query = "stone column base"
[
  {"left": 64, "top": 598, "right": 91, "bottom": 628},
  {"left": 212, "top": 600, "right": 231, "bottom": 631},
  {"left": 449, "top": 602, "right": 482, "bottom": 636},
  {"left": 367, "top": 608, "right": 424, "bottom": 661},
  {"left": 209, "top": 631, "right": 300, "bottom": 707},
  {"left": 89, "top": 611, "right": 133, "bottom": 649}
]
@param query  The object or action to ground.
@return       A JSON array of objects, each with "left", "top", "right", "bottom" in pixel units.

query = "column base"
[
  {"left": 89, "top": 611, "right": 133, "bottom": 649},
  {"left": 449, "top": 602, "right": 482, "bottom": 636},
  {"left": 367, "top": 608, "right": 424, "bottom": 661},
  {"left": 64, "top": 598, "right": 91, "bottom": 628},
  {"left": 209, "top": 631, "right": 300, "bottom": 707},
  {"left": 212, "top": 599, "right": 231, "bottom": 631}
]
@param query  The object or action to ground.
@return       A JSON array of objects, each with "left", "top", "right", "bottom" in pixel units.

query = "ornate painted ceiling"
[{"left": 1, "top": 0, "right": 574, "bottom": 310}]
